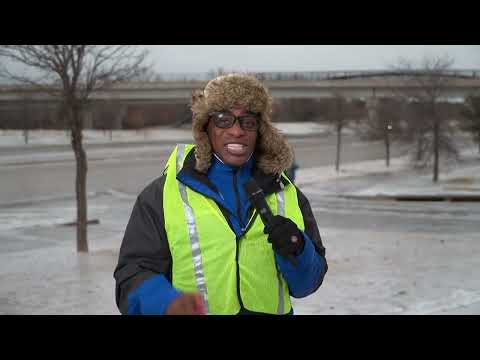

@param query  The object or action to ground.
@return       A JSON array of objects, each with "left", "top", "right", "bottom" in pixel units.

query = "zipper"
[
  {"left": 233, "top": 169, "right": 246, "bottom": 311},
  {"left": 234, "top": 209, "right": 260, "bottom": 312},
  {"left": 234, "top": 235, "right": 244, "bottom": 310},
  {"left": 233, "top": 169, "right": 246, "bottom": 230},
  {"left": 209, "top": 192, "right": 245, "bottom": 310},
  {"left": 208, "top": 183, "right": 241, "bottom": 295}
]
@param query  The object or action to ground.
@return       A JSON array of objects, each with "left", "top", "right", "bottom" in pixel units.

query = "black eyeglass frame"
[{"left": 208, "top": 111, "right": 260, "bottom": 132}]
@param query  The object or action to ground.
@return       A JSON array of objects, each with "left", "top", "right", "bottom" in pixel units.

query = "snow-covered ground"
[
  {"left": 291, "top": 225, "right": 480, "bottom": 315},
  {"left": 0, "top": 193, "right": 132, "bottom": 315},
  {"left": 296, "top": 147, "right": 480, "bottom": 199},
  {"left": 290, "top": 146, "right": 480, "bottom": 315},
  {"left": 1, "top": 127, "right": 479, "bottom": 315}
]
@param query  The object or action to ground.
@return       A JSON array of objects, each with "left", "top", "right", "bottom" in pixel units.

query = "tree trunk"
[
  {"left": 385, "top": 124, "right": 390, "bottom": 168},
  {"left": 71, "top": 106, "right": 89, "bottom": 253},
  {"left": 433, "top": 115, "right": 440, "bottom": 183},
  {"left": 23, "top": 101, "right": 29, "bottom": 144},
  {"left": 416, "top": 136, "right": 423, "bottom": 162},
  {"left": 336, "top": 124, "right": 342, "bottom": 172}
]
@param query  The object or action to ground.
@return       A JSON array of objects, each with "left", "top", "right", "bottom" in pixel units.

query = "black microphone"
[{"left": 244, "top": 179, "right": 298, "bottom": 266}]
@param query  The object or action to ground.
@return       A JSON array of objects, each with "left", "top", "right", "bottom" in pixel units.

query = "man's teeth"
[
  {"left": 226, "top": 144, "right": 247, "bottom": 155},
  {"left": 227, "top": 144, "right": 245, "bottom": 151}
]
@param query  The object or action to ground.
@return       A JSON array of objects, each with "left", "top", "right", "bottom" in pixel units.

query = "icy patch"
[
  {"left": 105, "top": 189, "right": 136, "bottom": 200},
  {"left": 0, "top": 192, "right": 116, "bottom": 231},
  {"left": 403, "top": 289, "right": 480, "bottom": 315}
]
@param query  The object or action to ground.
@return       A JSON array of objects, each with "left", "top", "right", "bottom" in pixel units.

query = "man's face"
[{"left": 207, "top": 106, "right": 258, "bottom": 167}]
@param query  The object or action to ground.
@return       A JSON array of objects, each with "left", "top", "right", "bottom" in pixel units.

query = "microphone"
[{"left": 244, "top": 179, "right": 298, "bottom": 266}]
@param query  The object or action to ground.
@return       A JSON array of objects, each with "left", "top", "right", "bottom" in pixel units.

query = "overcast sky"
[
  {"left": 1, "top": 46, "right": 478, "bottom": 83},
  {"left": 145, "top": 45, "right": 480, "bottom": 73}
]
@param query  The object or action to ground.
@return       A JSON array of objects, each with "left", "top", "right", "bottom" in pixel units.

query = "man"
[{"left": 114, "top": 73, "right": 327, "bottom": 315}]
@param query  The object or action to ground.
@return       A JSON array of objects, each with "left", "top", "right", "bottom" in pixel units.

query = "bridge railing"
[
  {"left": 155, "top": 69, "right": 480, "bottom": 82},
  {"left": 1, "top": 69, "right": 479, "bottom": 95}
]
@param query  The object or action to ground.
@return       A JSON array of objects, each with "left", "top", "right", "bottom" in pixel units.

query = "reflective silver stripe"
[
  {"left": 277, "top": 190, "right": 285, "bottom": 217},
  {"left": 276, "top": 190, "right": 286, "bottom": 314},
  {"left": 176, "top": 144, "right": 210, "bottom": 314},
  {"left": 176, "top": 144, "right": 185, "bottom": 175}
]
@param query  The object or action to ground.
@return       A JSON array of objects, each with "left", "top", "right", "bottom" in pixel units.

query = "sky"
[
  {"left": 1, "top": 45, "right": 478, "bottom": 83},
  {"left": 145, "top": 45, "right": 480, "bottom": 74}
]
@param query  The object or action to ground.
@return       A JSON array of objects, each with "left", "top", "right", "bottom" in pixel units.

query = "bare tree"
[
  {"left": 21, "top": 93, "right": 31, "bottom": 144},
  {"left": 402, "top": 101, "right": 431, "bottom": 162},
  {"left": 460, "top": 95, "right": 480, "bottom": 154},
  {"left": 131, "top": 66, "right": 162, "bottom": 82},
  {"left": 391, "top": 54, "right": 457, "bottom": 182},
  {"left": 362, "top": 97, "right": 404, "bottom": 167},
  {"left": 0, "top": 45, "right": 149, "bottom": 252},
  {"left": 275, "top": 98, "right": 322, "bottom": 123},
  {"left": 328, "top": 92, "right": 349, "bottom": 172}
]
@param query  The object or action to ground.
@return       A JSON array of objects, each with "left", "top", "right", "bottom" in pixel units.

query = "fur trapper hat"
[{"left": 190, "top": 73, "right": 293, "bottom": 174}]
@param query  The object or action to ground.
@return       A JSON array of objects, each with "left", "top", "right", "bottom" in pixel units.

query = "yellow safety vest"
[{"left": 162, "top": 144, "right": 305, "bottom": 314}]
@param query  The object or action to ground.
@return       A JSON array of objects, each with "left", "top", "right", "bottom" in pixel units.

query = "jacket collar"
[{"left": 177, "top": 147, "right": 288, "bottom": 196}]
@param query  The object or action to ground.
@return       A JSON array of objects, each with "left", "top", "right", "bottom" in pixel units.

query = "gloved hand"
[{"left": 263, "top": 215, "right": 304, "bottom": 259}]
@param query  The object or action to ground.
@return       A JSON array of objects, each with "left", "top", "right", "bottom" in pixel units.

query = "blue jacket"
[{"left": 115, "top": 150, "right": 328, "bottom": 315}]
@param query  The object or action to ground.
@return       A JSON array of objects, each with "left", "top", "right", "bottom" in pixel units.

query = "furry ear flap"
[{"left": 191, "top": 89, "right": 204, "bottom": 107}]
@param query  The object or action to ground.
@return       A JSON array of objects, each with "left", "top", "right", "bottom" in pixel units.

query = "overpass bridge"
[
  {"left": 1, "top": 70, "right": 480, "bottom": 105},
  {"left": 1, "top": 70, "right": 479, "bottom": 129}
]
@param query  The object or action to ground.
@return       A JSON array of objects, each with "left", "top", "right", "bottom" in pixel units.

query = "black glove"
[{"left": 264, "top": 215, "right": 304, "bottom": 259}]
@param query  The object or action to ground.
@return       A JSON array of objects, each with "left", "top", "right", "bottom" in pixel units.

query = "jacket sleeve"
[
  {"left": 296, "top": 186, "right": 326, "bottom": 257},
  {"left": 275, "top": 186, "right": 328, "bottom": 298},
  {"left": 296, "top": 186, "right": 328, "bottom": 293},
  {"left": 113, "top": 175, "right": 173, "bottom": 315}
]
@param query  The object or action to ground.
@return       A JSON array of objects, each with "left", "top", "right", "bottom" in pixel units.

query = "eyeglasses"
[{"left": 209, "top": 111, "right": 259, "bottom": 132}]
